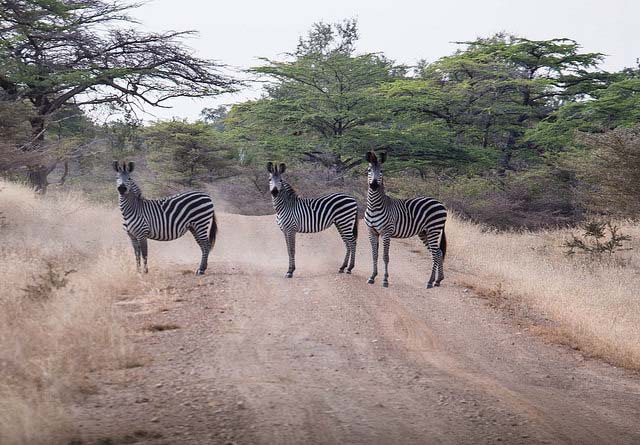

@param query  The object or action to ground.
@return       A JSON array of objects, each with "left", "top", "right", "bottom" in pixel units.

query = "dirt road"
[{"left": 73, "top": 213, "right": 640, "bottom": 444}]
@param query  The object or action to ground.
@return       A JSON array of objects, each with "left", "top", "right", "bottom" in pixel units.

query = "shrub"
[{"left": 563, "top": 220, "right": 632, "bottom": 259}]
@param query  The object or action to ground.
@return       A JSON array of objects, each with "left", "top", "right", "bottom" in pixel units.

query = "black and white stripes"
[
  {"left": 364, "top": 151, "right": 447, "bottom": 288},
  {"left": 113, "top": 161, "right": 217, "bottom": 275},
  {"left": 268, "top": 162, "right": 358, "bottom": 278}
]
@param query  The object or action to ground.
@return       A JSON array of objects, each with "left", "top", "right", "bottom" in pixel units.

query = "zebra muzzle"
[
  {"left": 117, "top": 185, "right": 127, "bottom": 195},
  {"left": 270, "top": 188, "right": 279, "bottom": 197}
]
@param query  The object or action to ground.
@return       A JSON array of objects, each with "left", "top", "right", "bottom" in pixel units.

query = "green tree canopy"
[
  {"left": 0, "top": 0, "right": 238, "bottom": 191},
  {"left": 381, "top": 33, "right": 608, "bottom": 172},
  {"left": 229, "top": 19, "right": 404, "bottom": 173},
  {"left": 145, "top": 121, "right": 234, "bottom": 188}
]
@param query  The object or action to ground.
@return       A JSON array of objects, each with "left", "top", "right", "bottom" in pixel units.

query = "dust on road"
[{"left": 73, "top": 213, "right": 640, "bottom": 444}]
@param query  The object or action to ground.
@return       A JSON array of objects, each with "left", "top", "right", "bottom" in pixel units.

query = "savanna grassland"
[
  {"left": 0, "top": 181, "right": 137, "bottom": 444},
  {"left": 448, "top": 218, "right": 640, "bottom": 369},
  {"left": 2, "top": 179, "right": 640, "bottom": 444}
]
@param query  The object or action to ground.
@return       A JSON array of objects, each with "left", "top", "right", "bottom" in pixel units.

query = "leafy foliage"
[
  {"left": 577, "top": 125, "right": 640, "bottom": 217},
  {"left": 386, "top": 34, "right": 607, "bottom": 172},
  {"left": 144, "top": 121, "right": 234, "bottom": 188},
  {"left": 232, "top": 19, "right": 404, "bottom": 172}
]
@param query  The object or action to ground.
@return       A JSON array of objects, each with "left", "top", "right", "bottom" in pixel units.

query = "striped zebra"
[
  {"left": 364, "top": 151, "right": 447, "bottom": 288},
  {"left": 268, "top": 162, "right": 358, "bottom": 278},
  {"left": 113, "top": 161, "right": 217, "bottom": 275}
]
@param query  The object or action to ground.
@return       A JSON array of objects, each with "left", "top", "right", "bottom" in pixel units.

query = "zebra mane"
[
  {"left": 279, "top": 180, "right": 297, "bottom": 197},
  {"left": 129, "top": 179, "right": 143, "bottom": 198}
]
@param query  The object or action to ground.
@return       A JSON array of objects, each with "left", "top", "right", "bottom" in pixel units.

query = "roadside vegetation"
[
  {"left": 0, "top": 181, "right": 138, "bottom": 444},
  {"left": 447, "top": 216, "right": 640, "bottom": 369}
]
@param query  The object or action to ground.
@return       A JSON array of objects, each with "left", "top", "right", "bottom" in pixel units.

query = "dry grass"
[
  {"left": 0, "top": 180, "right": 139, "bottom": 444},
  {"left": 448, "top": 215, "right": 640, "bottom": 369}
]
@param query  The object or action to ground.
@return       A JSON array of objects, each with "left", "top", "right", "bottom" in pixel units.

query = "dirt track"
[{"left": 74, "top": 213, "right": 640, "bottom": 444}]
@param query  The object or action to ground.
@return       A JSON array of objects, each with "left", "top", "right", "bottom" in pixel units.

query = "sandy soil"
[{"left": 71, "top": 213, "right": 640, "bottom": 444}]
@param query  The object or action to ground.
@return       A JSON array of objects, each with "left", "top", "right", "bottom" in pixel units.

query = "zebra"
[
  {"left": 113, "top": 161, "right": 217, "bottom": 275},
  {"left": 364, "top": 151, "right": 447, "bottom": 288},
  {"left": 267, "top": 162, "right": 359, "bottom": 278}
]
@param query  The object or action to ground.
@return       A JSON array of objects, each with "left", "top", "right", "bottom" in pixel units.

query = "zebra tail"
[
  {"left": 209, "top": 212, "right": 218, "bottom": 249},
  {"left": 353, "top": 215, "right": 359, "bottom": 240},
  {"left": 440, "top": 226, "right": 447, "bottom": 261}
]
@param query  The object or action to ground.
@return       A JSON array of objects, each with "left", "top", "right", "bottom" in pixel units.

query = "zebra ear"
[
  {"left": 267, "top": 162, "right": 274, "bottom": 173},
  {"left": 366, "top": 151, "right": 377, "bottom": 164},
  {"left": 112, "top": 160, "right": 120, "bottom": 172},
  {"left": 279, "top": 163, "right": 286, "bottom": 174},
  {"left": 379, "top": 152, "right": 387, "bottom": 164},
  {"left": 127, "top": 161, "right": 135, "bottom": 173}
]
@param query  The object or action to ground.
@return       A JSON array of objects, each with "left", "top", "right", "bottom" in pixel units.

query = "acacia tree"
[
  {"left": 528, "top": 64, "right": 640, "bottom": 149},
  {"left": 0, "top": 0, "right": 238, "bottom": 192},
  {"left": 235, "top": 19, "right": 402, "bottom": 173},
  {"left": 145, "top": 120, "right": 233, "bottom": 188},
  {"left": 382, "top": 34, "right": 607, "bottom": 172}
]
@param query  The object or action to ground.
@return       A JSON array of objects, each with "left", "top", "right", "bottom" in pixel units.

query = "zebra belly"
[
  {"left": 297, "top": 220, "right": 333, "bottom": 233},
  {"left": 365, "top": 218, "right": 424, "bottom": 239},
  {"left": 147, "top": 228, "right": 188, "bottom": 241},
  {"left": 391, "top": 227, "right": 423, "bottom": 239}
]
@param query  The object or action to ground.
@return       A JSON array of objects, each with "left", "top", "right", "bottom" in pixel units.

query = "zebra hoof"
[
  {"left": 346, "top": 270, "right": 352, "bottom": 275},
  {"left": 338, "top": 268, "right": 345, "bottom": 274},
  {"left": 285, "top": 272, "right": 293, "bottom": 278},
  {"left": 367, "top": 278, "right": 375, "bottom": 284},
  {"left": 382, "top": 282, "right": 389, "bottom": 288},
  {"left": 426, "top": 283, "right": 434, "bottom": 289},
  {"left": 434, "top": 282, "right": 441, "bottom": 287},
  {"left": 195, "top": 269, "right": 205, "bottom": 276}
]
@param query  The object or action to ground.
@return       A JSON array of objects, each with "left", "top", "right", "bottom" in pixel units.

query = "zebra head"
[
  {"left": 267, "top": 162, "right": 286, "bottom": 198},
  {"left": 112, "top": 161, "right": 136, "bottom": 196},
  {"left": 365, "top": 151, "right": 386, "bottom": 191}
]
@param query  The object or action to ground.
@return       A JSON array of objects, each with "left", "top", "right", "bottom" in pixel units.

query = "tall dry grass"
[
  {"left": 0, "top": 180, "right": 139, "bottom": 444},
  {"left": 448, "top": 215, "right": 640, "bottom": 369}
]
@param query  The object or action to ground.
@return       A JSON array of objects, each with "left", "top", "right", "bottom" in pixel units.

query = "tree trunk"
[
  {"left": 498, "top": 131, "right": 516, "bottom": 176},
  {"left": 27, "top": 165, "right": 53, "bottom": 194},
  {"left": 25, "top": 115, "right": 56, "bottom": 194}
]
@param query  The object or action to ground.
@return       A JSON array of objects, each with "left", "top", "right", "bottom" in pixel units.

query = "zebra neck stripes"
[
  {"left": 365, "top": 184, "right": 392, "bottom": 229},
  {"left": 272, "top": 181, "right": 298, "bottom": 212},
  {"left": 366, "top": 185, "right": 387, "bottom": 212}
]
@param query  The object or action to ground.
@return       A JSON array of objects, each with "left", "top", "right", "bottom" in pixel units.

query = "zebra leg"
[
  {"left": 284, "top": 230, "right": 296, "bottom": 278},
  {"left": 433, "top": 231, "right": 445, "bottom": 286},
  {"left": 382, "top": 233, "right": 391, "bottom": 288},
  {"left": 367, "top": 229, "right": 379, "bottom": 284},
  {"left": 336, "top": 224, "right": 350, "bottom": 273},
  {"left": 190, "top": 225, "right": 210, "bottom": 275},
  {"left": 139, "top": 237, "right": 149, "bottom": 274},
  {"left": 128, "top": 234, "right": 141, "bottom": 272},
  {"left": 433, "top": 249, "right": 444, "bottom": 287},
  {"left": 422, "top": 231, "right": 442, "bottom": 288},
  {"left": 347, "top": 236, "right": 356, "bottom": 274},
  {"left": 347, "top": 217, "right": 357, "bottom": 274}
]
